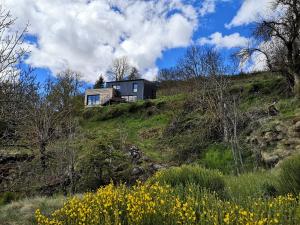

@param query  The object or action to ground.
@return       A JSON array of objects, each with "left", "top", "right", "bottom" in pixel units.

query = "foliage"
[
  {"left": 149, "top": 165, "right": 226, "bottom": 194},
  {"left": 199, "top": 144, "right": 234, "bottom": 174},
  {"left": 35, "top": 182, "right": 300, "bottom": 225},
  {"left": 94, "top": 75, "right": 105, "bottom": 89},
  {"left": 76, "top": 136, "right": 132, "bottom": 191},
  {"left": 0, "top": 195, "right": 65, "bottom": 225},
  {"left": 0, "top": 192, "right": 21, "bottom": 206},
  {"left": 225, "top": 172, "right": 280, "bottom": 202},
  {"left": 278, "top": 154, "right": 300, "bottom": 195}
]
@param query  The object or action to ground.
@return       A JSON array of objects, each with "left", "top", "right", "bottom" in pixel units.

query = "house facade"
[
  {"left": 85, "top": 79, "right": 156, "bottom": 107},
  {"left": 84, "top": 88, "right": 115, "bottom": 107}
]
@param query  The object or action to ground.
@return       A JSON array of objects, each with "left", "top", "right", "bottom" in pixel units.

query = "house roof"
[{"left": 106, "top": 79, "right": 152, "bottom": 84}]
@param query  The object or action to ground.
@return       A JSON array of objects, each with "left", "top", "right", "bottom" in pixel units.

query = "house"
[{"left": 85, "top": 79, "right": 157, "bottom": 107}]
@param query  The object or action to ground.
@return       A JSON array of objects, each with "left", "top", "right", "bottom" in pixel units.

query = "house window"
[
  {"left": 133, "top": 83, "right": 138, "bottom": 93},
  {"left": 113, "top": 85, "right": 120, "bottom": 90},
  {"left": 87, "top": 95, "right": 100, "bottom": 105},
  {"left": 121, "top": 96, "right": 137, "bottom": 102},
  {"left": 129, "top": 96, "right": 137, "bottom": 102}
]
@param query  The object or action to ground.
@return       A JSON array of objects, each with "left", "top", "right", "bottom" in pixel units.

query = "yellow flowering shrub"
[
  {"left": 36, "top": 182, "right": 300, "bottom": 225},
  {"left": 36, "top": 182, "right": 196, "bottom": 225}
]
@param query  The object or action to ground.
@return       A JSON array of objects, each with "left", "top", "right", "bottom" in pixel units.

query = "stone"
[
  {"left": 149, "top": 163, "right": 165, "bottom": 172},
  {"left": 262, "top": 153, "right": 279, "bottom": 167},
  {"left": 268, "top": 105, "right": 279, "bottom": 116},
  {"left": 132, "top": 167, "right": 144, "bottom": 176},
  {"left": 294, "top": 121, "right": 300, "bottom": 132}
]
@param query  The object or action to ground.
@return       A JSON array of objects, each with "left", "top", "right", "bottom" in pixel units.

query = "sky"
[{"left": 2, "top": 0, "right": 275, "bottom": 83}]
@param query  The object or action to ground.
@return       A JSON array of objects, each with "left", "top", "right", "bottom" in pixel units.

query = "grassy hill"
[
  {"left": 1, "top": 72, "right": 300, "bottom": 224},
  {"left": 80, "top": 72, "right": 299, "bottom": 168}
]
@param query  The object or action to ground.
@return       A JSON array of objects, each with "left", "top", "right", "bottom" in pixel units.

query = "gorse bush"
[
  {"left": 35, "top": 182, "right": 300, "bottom": 225},
  {"left": 278, "top": 154, "right": 300, "bottom": 195},
  {"left": 36, "top": 182, "right": 196, "bottom": 225},
  {"left": 149, "top": 165, "right": 226, "bottom": 194}
]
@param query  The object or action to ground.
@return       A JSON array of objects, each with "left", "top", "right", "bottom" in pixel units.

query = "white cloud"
[
  {"left": 3, "top": 0, "right": 198, "bottom": 82},
  {"left": 198, "top": 32, "right": 250, "bottom": 49},
  {"left": 199, "top": 0, "right": 231, "bottom": 16},
  {"left": 226, "top": 0, "right": 274, "bottom": 28}
]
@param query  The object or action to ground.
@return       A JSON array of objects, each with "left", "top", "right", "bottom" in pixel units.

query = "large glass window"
[
  {"left": 113, "top": 85, "right": 120, "bottom": 90},
  {"left": 87, "top": 95, "right": 100, "bottom": 105},
  {"left": 133, "top": 83, "right": 138, "bottom": 93}
]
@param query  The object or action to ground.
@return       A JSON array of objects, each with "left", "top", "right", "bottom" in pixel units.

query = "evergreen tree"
[{"left": 94, "top": 75, "right": 105, "bottom": 88}]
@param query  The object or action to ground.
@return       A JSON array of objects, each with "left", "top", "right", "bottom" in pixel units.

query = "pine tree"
[{"left": 94, "top": 75, "right": 105, "bottom": 88}]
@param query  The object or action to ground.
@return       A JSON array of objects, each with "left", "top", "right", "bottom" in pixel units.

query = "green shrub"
[
  {"left": 225, "top": 172, "right": 280, "bottom": 202},
  {"left": 150, "top": 165, "right": 225, "bottom": 195},
  {"left": 199, "top": 144, "right": 234, "bottom": 174},
  {"left": 278, "top": 154, "right": 300, "bottom": 195},
  {"left": 0, "top": 192, "right": 20, "bottom": 205}
]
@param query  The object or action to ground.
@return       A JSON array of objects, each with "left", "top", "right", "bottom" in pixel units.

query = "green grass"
[
  {"left": 225, "top": 171, "right": 280, "bottom": 202},
  {"left": 0, "top": 195, "right": 65, "bottom": 225},
  {"left": 81, "top": 94, "right": 184, "bottom": 162}
]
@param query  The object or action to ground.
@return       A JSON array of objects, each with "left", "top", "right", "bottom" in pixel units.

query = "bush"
[
  {"left": 199, "top": 144, "right": 234, "bottom": 174},
  {"left": 0, "top": 192, "right": 20, "bottom": 205},
  {"left": 35, "top": 182, "right": 300, "bottom": 225},
  {"left": 278, "top": 155, "right": 300, "bottom": 195},
  {"left": 150, "top": 165, "right": 225, "bottom": 194},
  {"left": 225, "top": 172, "right": 280, "bottom": 202}
]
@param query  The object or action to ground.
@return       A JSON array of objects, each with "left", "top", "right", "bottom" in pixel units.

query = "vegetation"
[
  {"left": 278, "top": 155, "right": 300, "bottom": 195},
  {"left": 34, "top": 181, "right": 300, "bottom": 225},
  {"left": 0, "top": 1, "right": 300, "bottom": 224}
]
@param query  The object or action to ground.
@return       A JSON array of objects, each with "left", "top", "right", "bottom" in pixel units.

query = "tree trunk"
[{"left": 40, "top": 142, "right": 47, "bottom": 170}]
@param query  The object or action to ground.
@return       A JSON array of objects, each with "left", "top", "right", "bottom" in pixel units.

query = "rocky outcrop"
[
  {"left": 248, "top": 116, "right": 300, "bottom": 167},
  {"left": 0, "top": 154, "right": 34, "bottom": 184},
  {"left": 125, "top": 145, "right": 166, "bottom": 183}
]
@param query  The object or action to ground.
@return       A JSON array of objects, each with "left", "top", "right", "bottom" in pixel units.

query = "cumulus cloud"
[
  {"left": 226, "top": 0, "right": 274, "bottom": 28},
  {"left": 2, "top": 0, "right": 198, "bottom": 82},
  {"left": 198, "top": 32, "right": 250, "bottom": 49},
  {"left": 199, "top": 0, "right": 231, "bottom": 16}
]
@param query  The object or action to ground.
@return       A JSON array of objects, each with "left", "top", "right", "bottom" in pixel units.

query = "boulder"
[
  {"left": 262, "top": 153, "right": 279, "bottom": 167},
  {"left": 293, "top": 121, "right": 300, "bottom": 132},
  {"left": 132, "top": 167, "right": 144, "bottom": 176},
  {"left": 268, "top": 104, "right": 279, "bottom": 116}
]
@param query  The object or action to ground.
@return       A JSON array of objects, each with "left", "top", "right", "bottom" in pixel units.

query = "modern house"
[{"left": 85, "top": 79, "right": 156, "bottom": 107}]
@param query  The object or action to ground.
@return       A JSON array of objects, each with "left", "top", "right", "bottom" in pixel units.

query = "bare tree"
[
  {"left": 0, "top": 6, "right": 30, "bottom": 149},
  {"left": 19, "top": 70, "right": 82, "bottom": 169},
  {"left": 191, "top": 48, "right": 244, "bottom": 174},
  {"left": 108, "top": 56, "right": 130, "bottom": 81},
  {"left": 178, "top": 45, "right": 206, "bottom": 80},
  {"left": 127, "top": 67, "right": 141, "bottom": 80},
  {"left": 0, "top": 7, "right": 27, "bottom": 78},
  {"left": 237, "top": 0, "right": 300, "bottom": 96}
]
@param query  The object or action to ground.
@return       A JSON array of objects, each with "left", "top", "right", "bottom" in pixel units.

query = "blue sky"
[
  {"left": 4, "top": 0, "right": 273, "bottom": 83},
  {"left": 156, "top": 0, "right": 252, "bottom": 69}
]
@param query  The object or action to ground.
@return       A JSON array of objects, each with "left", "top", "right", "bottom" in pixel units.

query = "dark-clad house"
[
  {"left": 85, "top": 79, "right": 156, "bottom": 107},
  {"left": 106, "top": 79, "right": 156, "bottom": 102}
]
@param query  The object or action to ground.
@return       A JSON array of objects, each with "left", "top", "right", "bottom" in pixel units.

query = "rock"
[
  {"left": 294, "top": 121, "right": 300, "bottom": 132},
  {"left": 132, "top": 167, "right": 144, "bottom": 176},
  {"left": 276, "top": 133, "right": 284, "bottom": 140},
  {"left": 275, "top": 124, "right": 287, "bottom": 133},
  {"left": 268, "top": 104, "right": 279, "bottom": 116},
  {"left": 149, "top": 163, "right": 165, "bottom": 173},
  {"left": 128, "top": 145, "right": 142, "bottom": 164},
  {"left": 262, "top": 153, "right": 279, "bottom": 167},
  {"left": 142, "top": 156, "right": 150, "bottom": 162}
]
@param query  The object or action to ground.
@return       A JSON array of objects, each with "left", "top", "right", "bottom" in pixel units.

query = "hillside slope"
[{"left": 81, "top": 72, "right": 300, "bottom": 173}]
